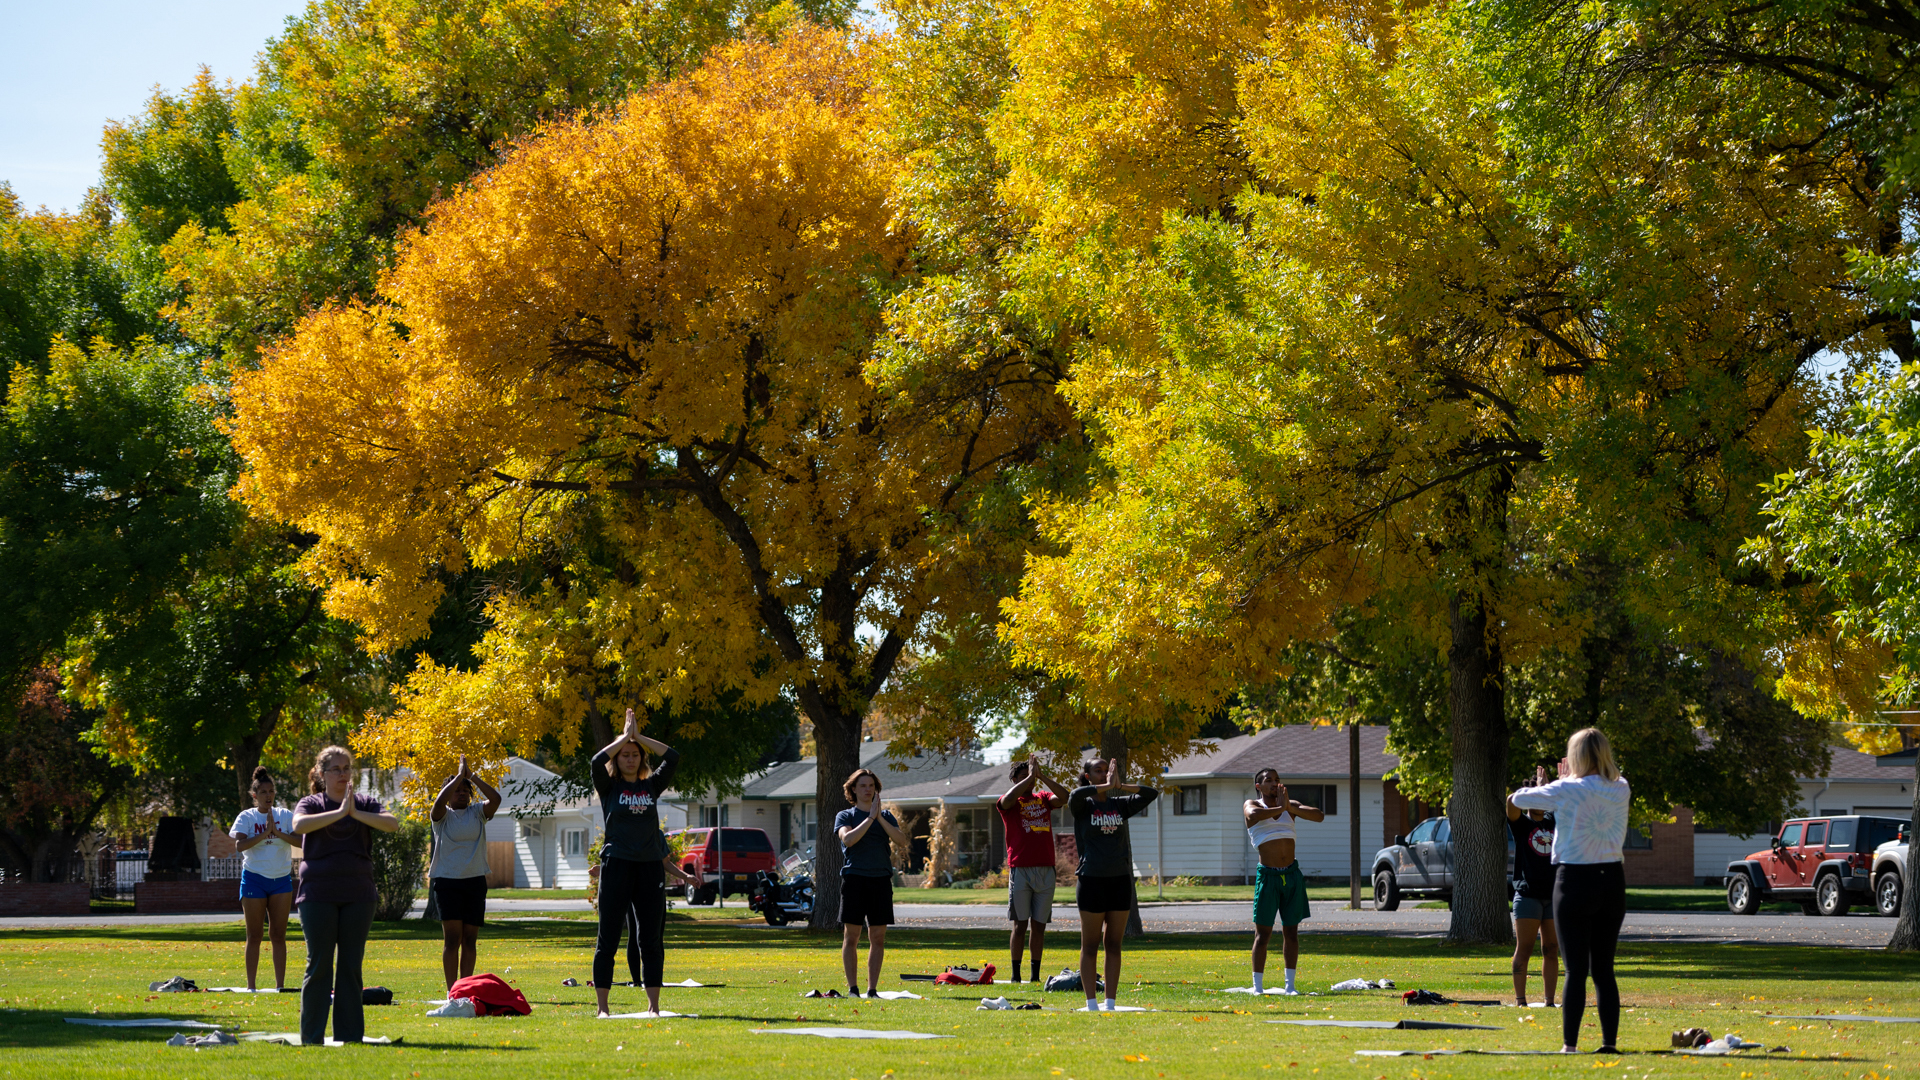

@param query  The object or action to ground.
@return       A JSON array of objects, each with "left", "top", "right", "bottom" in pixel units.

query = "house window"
[
  {"left": 563, "top": 828, "right": 585, "bottom": 857},
  {"left": 1284, "top": 784, "right": 1338, "bottom": 815},
  {"left": 700, "top": 805, "right": 729, "bottom": 828},
  {"left": 1624, "top": 826, "right": 1652, "bottom": 850},
  {"left": 1175, "top": 786, "right": 1207, "bottom": 815},
  {"left": 952, "top": 809, "right": 992, "bottom": 869},
  {"left": 519, "top": 821, "right": 541, "bottom": 842}
]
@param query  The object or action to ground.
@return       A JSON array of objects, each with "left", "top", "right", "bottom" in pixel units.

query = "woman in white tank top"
[{"left": 1242, "top": 768, "right": 1324, "bottom": 994}]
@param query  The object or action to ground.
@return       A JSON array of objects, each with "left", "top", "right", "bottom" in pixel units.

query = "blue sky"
[{"left": 1, "top": 0, "right": 310, "bottom": 214}]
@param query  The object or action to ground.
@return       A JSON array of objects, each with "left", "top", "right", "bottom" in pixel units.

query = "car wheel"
[
  {"left": 1877, "top": 871, "right": 1903, "bottom": 917},
  {"left": 1815, "top": 874, "right": 1851, "bottom": 916},
  {"left": 1373, "top": 869, "right": 1401, "bottom": 912},
  {"left": 693, "top": 884, "right": 717, "bottom": 906},
  {"left": 1799, "top": 900, "right": 1820, "bottom": 916},
  {"left": 1726, "top": 872, "right": 1759, "bottom": 915}
]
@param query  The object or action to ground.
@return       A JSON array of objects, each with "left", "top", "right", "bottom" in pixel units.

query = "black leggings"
[
  {"left": 1552, "top": 862, "right": 1626, "bottom": 1049},
  {"left": 594, "top": 857, "right": 666, "bottom": 989}
]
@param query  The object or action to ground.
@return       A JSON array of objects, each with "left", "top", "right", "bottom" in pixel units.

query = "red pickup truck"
[{"left": 670, "top": 827, "right": 777, "bottom": 904}]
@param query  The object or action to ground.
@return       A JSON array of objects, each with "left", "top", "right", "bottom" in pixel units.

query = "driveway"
[{"left": 2, "top": 897, "right": 1897, "bottom": 947}]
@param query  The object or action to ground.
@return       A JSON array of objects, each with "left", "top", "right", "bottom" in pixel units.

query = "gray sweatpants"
[{"left": 299, "top": 899, "right": 375, "bottom": 1044}]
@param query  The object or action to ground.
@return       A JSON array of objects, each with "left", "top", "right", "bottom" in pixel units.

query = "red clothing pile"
[{"left": 449, "top": 973, "right": 532, "bottom": 1016}]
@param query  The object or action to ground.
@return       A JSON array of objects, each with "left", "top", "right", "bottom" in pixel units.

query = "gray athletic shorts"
[{"left": 1007, "top": 865, "right": 1056, "bottom": 923}]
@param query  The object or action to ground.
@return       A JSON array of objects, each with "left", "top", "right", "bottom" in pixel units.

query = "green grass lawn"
[{"left": 2, "top": 916, "right": 1913, "bottom": 1079}]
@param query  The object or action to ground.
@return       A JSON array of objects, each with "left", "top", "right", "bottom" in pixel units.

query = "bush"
[
  {"left": 1169, "top": 875, "right": 1203, "bottom": 888},
  {"left": 371, "top": 816, "right": 430, "bottom": 921}
]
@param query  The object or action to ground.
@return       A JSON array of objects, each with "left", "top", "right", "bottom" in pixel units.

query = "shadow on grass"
[{"left": 0, "top": 1007, "right": 537, "bottom": 1050}]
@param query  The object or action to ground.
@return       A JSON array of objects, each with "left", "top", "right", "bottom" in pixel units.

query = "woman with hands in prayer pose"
[
  {"left": 589, "top": 707, "right": 679, "bottom": 1017},
  {"left": 230, "top": 766, "right": 300, "bottom": 991},
  {"left": 429, "top": 755, "right": 501, "bottom": 989},
  {"left": 292, "top": 745, "right": 400, "bottom": 1045},
  {"left": 1069, "top": 758, "right": 1157, "bottom": 1012},
  {"left": 835, "top": 769, "right": 906, "bottom": 997}
]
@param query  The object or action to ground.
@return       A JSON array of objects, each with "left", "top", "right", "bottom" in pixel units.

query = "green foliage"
[
  {"left": 0, "top": 190, "right": 176, "bottom": 379},
  {"left": 371, "top": 814, "right": 432, "bottom": 921},
  {"left": 0, "top": 337, "right": 238, "bottom": 694},
  {"left": 100, "top": 69, "right": 244, "bottom": 248}
]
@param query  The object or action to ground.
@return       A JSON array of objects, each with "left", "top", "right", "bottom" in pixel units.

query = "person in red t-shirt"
[{"left": 996, "top": 759, "right": 1072, "bottom": 984}]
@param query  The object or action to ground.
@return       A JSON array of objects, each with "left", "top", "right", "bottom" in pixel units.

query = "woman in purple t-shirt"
[{"left": 291, "top": 745, "right": 399, "bottom": 1045}]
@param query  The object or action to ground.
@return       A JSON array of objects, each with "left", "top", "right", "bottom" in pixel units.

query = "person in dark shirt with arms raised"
[
  {"left": 1069, "top": 758, "right": 1157, "bottom": 1012},
  {"left": 589, "top": 707, "right": 680, "bottom": 1017},
  {"left": 1507, "top": 765, "right": 1559, "bottom": 1008},
  {"left": 835, "top": 769, "right": 905, "bottom": 997}
]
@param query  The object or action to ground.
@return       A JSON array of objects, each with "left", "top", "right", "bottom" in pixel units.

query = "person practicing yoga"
[
  {"left": 997, "top": 758, "right": 1072, "bottom": 984},
  {"left": 589, "top": 858, "right": 700, "bottom": 986},
  {"left": 1512, "top": 728, "right": 1629, "bottom": 1054},
  {"left": 1069, "top": 758, "right": 1157, "bottom": 1012},
  {"left": 1243, "top": 767, "right": 1325, "bottom": 995},
  {"left": 835, "top": 768, "right": 905, "bottom": 998},
  {"left": 589, "top": 707, "right": 680, "bottom": 1017},
  {"left": 292, "top": 745, "right": 401, "bottom": 1045},
  {"left": 429, "top": 755, "right": 502, "bottom": 990},
  {"left": 230, "top": 766, "right": 300, "bottom": 991},
  {"left": 1507, "top": 765, "right": 1559, "bottom": 1008}
]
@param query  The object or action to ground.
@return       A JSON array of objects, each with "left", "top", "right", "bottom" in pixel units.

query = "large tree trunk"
[
  {"left": 1100, "top": 725, "right": 1146, "bottom": 939},
  {"left": 806, "top": 699, "right": 864, "bottom": 931},
  {"left": 228, "top": 705, "right": 282, "bottom": 804},
  {"left": 1445, "top": 592, "right": 1514, "bottom": 945},
  {"left": 1888, "top": 754, "right": 1920, "bottom": 951}
]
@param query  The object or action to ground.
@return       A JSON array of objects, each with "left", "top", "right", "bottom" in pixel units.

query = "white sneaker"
[
  {"left": 426, "top": 998, "right": 476, "bottom": 1018},
  {"left": 977, "top": 997, "right": 1013, "bottom": 1011}
]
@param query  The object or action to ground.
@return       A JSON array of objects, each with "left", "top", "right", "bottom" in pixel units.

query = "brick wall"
[
  {"left": 0, "top": 883, "right": 90, "bottom": 916},
  {"left": 135, "top": 879, "right": 242, "bottom": 914},
  {"left": 1622, "top": 806, "right": 1696, "bottom": 886}
]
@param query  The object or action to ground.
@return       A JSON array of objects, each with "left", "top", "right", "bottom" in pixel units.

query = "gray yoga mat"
[
  {"left": 65, "top": 1018, "right": 223, "bottom": 1029},
  {"left": 752, "top": 1027, "right": 953, "bottom": 1040},
  {"left": 1270, "top": 1020, "right": 1501, "bottom": 1031},
  {"left": 239, "top": 1033, "right": 399, "bottom": 1045}
]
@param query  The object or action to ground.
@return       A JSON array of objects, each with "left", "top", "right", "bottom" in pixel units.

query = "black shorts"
[
  {"left": 838, "top": 874, "right": 895, "bottom": 926},
  {"left": 432, "top": 875, "right": 488, "bottom": 924},
  {"left": 1076, "top": 874, "right": 1135, "bottom": 914}
]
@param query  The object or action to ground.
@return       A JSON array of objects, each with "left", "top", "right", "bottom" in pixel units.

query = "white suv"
[{"left": 1873, "top": 830, "right": 1909, "bottom": 917}]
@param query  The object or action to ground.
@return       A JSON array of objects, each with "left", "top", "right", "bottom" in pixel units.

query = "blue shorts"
[
  {"left": 1511, "top": 895, "right": 1550, "bottom": 922},
  {"left": 240, "top": 870, "right": 293, "bottom": 900}
]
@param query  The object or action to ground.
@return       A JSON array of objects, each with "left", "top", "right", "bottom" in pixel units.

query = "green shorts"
[{"left": 1254, "top": 862, "right": 1310, "bottom": 929}]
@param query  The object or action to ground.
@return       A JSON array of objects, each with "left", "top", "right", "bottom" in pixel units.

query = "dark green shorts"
[{"left": 1253, "top": 862, "right": 1310, "bottom": 928}]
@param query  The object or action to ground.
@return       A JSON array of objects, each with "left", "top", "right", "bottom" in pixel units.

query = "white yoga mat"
[
  {"left": 661, "top": 979, "right": 720, "bottom": 988},
  {"left": 203, "top": 988, "right": 291, "bottom": 994},
  {"left": 1354, "top": 1049, "right": 1565, "bottom": 1057},
  {"left": 602, "top": 1011, "right": 697, "bottom": 1019},
  {"left": 66, "top": 1018, "right": 224, "bottom": 1029},
  {"left": 238, "top": 1033, "right": 398, "bottom": 1046},
  {"left": 1074, "top": 1005, "right": 1153, "bottom": 1012},
  {"left": 873, "top": 991, "right": 922, "bottom": 1001},
  {"left": 1777, "top": 1015, "right": 1920, "bottom": 1024},
  {"left": 752, "top": 1027, "right": 953, "bottom": 1040},
  {"left": 1222, "top": 987, "right": 1302, "bottom": 996}
]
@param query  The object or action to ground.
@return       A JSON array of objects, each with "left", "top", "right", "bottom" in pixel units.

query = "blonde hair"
[
  {"left": 309, "top": 745, "right": 353, "bottom": 794},
  {"left": 1567, "top": 728, "right": 1621, "bottom": 782}
]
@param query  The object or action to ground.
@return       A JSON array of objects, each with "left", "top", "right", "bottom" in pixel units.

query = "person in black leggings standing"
[
  {"left": 590, "top": 707, "right": 679, "bottom": 1017},
  {"left": 1511, "top": 727, "right": 1630, "bottom": 1053}
]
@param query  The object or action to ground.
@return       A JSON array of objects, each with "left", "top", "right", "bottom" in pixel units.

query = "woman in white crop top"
[
  {"left": 1242, "top": 768, "right": 1324, "bottom": 994},
  {"left": 1510, "top": 728, "right": 1630, "bottom": 1055}
]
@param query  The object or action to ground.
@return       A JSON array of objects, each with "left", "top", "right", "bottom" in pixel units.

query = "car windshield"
[
  {"left": 1779, "top": 822, "right": 1804, "bottom": 847},
  {"left": 1828, "top": 819, "right": 1857, "bottom": 851},
  {"left": 1863, "top": 818, "right": 1908, "bottom": 850},
  {"left": 1407, "top": 819, "right": 1439, "bottom": 844}
]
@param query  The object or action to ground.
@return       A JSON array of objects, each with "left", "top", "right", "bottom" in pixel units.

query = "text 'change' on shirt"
[{"left": 1068, "top": 785, "right": 1157, "bottom": 878}]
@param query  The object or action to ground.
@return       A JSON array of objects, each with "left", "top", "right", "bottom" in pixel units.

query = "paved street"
[{"left": 0, "top": 897, "right": 1900, "bottom": 947}]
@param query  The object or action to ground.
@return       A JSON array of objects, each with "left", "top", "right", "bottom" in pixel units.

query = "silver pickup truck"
[{"left": 1370, "top": 815, "right": 1516, "bottom": 911}]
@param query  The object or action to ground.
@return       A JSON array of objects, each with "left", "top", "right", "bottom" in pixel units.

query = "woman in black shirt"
[
  {"left": 1068, "top": 758, "right": 1157, "bottom": 1012},
  {"left": 590, "top": 708, "right": 679, "bottom": 1017},
  {"left": 1507, "top": 765, "right": 1558, "bottom": 1008}
]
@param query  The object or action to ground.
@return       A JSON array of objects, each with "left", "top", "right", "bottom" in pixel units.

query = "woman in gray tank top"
[{"left": 430, "top": 755, "right": 502, "bottom": 990}]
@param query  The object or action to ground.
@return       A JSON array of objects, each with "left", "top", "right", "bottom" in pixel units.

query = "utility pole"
[{"left": 1349, "top": 715, "right": 1363, "bottom": 910}]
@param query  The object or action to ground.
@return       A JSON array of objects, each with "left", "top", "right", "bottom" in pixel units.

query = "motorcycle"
[{"left": 748, "top": 851, "right": 815, "bottom": 926}]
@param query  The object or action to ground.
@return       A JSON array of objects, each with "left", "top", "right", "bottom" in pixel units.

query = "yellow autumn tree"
[
  {"left": 228, "top": 27, "right": 1071, "bottom": 926},
  {"left": 988, "top": 1, "right": 1893, "bottom": 941}
]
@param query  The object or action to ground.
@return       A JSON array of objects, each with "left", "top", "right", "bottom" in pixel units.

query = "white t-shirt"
[{"left": 229, "top": 806, "right": 298, "bottom": 879}]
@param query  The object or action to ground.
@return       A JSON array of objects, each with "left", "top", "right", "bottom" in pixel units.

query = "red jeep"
[
  {"left": 670, "top": 827, "right": 778, "bottom": 905},
  {"left": 1726, "top": 815, "right": 1907, "bottom": 916}
]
